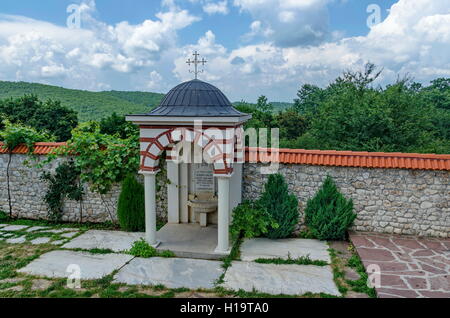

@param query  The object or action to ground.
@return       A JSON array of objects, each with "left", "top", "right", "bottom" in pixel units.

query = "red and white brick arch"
[{"left": 139, "top": 125, "right": 244, "bottom": 176}]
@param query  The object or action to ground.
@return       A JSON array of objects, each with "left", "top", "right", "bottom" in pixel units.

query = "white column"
[
  {"left": 141, "top": 171, "right": 160, "bottom": 247},
  {"left": 179, "top": 163, "right": 189, "bottom": 223},
  {"left": 215, "top": 175, "right": 231, "bottom": 254},
  {"left": 167, "top": 161, "right": 180, "bottom": 224}
]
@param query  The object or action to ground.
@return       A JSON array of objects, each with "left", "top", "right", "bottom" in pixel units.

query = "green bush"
[
  {"left": 117, "top": 175, "right": 145, "bottom": 232},
  {"left": 259, "top": 174, "right": 299, "bottom": 239},
  {"left": 41, "top": 160, "right": 83, "bottom": 223},
  {"left": 129, "top": 239, "right": 158, "bottom": 257},
  {"left": 304, "top": 176, "right": 356, "bottom": 240},
  {"left": 129, "top": 239, "right": 175, "bottom": 258},
  {"left": 230, "top": 201, "right": 278, "bottom": 241},
  {"left": 0, "top": 210, "right": 8, "bottom": 221}
]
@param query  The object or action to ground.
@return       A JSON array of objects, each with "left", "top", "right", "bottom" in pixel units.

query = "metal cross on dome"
[{"left": 186, "top": 51, "right": 207, "bottom": 80}]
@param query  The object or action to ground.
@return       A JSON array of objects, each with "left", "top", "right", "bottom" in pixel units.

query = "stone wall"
[
  {"left": 0, "top": 154, "right": 168, "bottom": 223},
  {"left": 1, "top": 153, "right": 449, "bottom": 238},
  {"left": 243, "top": 164, "right": 449, "bottom": 238}
]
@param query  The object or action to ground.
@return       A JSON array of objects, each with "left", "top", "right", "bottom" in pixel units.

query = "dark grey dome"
[{"left": 147, "top": 79, "right": 246, "bottom": 117}]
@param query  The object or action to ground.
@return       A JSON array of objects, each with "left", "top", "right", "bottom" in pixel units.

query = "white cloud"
[
  {"left": 172, "top": 0, "right": 450, "bottom": 102},
  {"left": 148, "top": 71, "right": 163, "bottom": 89},
  {"left": 0, "top": 1, "right": 199, "bottom": 91},
  {"left": 234, "top": 0, "right": 331, "bottom": 47},
  {"left": 203, "top": 1, "right": 229, "bottom": 15}
]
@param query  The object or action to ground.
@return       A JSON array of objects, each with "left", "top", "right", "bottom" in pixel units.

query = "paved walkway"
[
  {"left": 2, "top": 224, "right": 341, "bottom": 297},
  {"left": 350, "top": 232, "right": 450, "bottom": 298},
  {"left": 0, "top": 224, "right": 80, "bottom": 246}
]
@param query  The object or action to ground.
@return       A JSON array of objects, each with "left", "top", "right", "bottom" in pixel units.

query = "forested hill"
[
  {"left": 0, "top": 81, "right": 293, "bottom": 121},
  {"left": 0, "top": 81, "right": 165, "bottom": 121}
]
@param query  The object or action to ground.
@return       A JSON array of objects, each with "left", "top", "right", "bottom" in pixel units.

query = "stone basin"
[{"left": 188, "top": 194, "right": 218, "bottom": 227}]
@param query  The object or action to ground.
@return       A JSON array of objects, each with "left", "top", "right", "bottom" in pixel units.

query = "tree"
[
  {"left": 0, "top": 94, "right": 78, "bottom": 141},
  {"left": 294, "top": 65, "right": 448, "bottom": 153},
  {"left": 275, "top": 108, "right": 309, "bottom": 143},
  {"left": 234, "top": 100, "right": 275, "bottom": 132},
  {"left": 293, "top": 84, "right": 326, "bottom": 116},
  {"left": 421, "top": 78, "right": 450, "bottom": 110},
  {"left": 30, "top": 99, "right": 78, "bottom": 142},
  {"left": 256, "top": 95, "right": 273, "bottom": 113},
  {"left": 100, "top": 112, "right": 138, "bottom": 139},
  {"left": 339, "top": 62, "right": 383, "bottom": 91}
]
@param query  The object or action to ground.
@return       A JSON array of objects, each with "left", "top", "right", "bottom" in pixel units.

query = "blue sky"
[
  {"left": 0, "top": 0, "right": 396, "bottom": 48},
  {"left": 0, "top": 0, "right": 448, "bottom": 102}
]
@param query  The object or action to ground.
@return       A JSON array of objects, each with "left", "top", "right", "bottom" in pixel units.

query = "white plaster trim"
[
  {"left": 214, "top": 247, "right": 231, "bottom": 255},
  {"left": 214, "top": 173, "right": 234, "bottom": 178},
  {"left": 126, "top": 115, "right": 251, "bottom": 126},
  {"left": 150, "top": 241, "right": 161, "bottom": 248},
  {"left": 139, "top": 170, "right": 159, "bottom": 176}
]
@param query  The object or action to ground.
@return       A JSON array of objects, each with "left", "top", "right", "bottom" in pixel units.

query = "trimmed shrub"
[
  {"left": 0, "top": 210, "right": 8, "bottom": 221},
  {"left": 259, "top": 174, "right": 299, "bottom": 239},
  {"left": 304, "top": 176, "right": 356, "bottom": 240},
  {"left": 230, "top": 201, "right": 278, "bottom": 241},
  {"left": 117, "top": 174, "right": 145, "bottom": 232}
]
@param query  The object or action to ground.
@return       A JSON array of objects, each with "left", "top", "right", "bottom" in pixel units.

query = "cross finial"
[{"left": 186, "top": 51, "right": 207, "bottom": 80}]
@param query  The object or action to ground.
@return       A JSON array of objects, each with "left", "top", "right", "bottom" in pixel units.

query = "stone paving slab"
[
  {"left": 221, "top": 261, "right": 340, "bottom": 296},
  {"left": 350, "top": 232, "right": 450, "bottom": 298},
  {"left": 2, "top": 225, "right": 29, "bottom": 231},
  {"left": 44, "top": 228, "right": 78, "bottom": 234},
  {"left": 113, "top": 257, "right": 223, "bottom": 289},
  {"left": 18, "top": 250, "right": 133, "bottom": 280},
  {"left": 26, "top": 226, "right": 50, "bottom": 233},
  {"left": 60, "top": 232, "right": 79, "bottom": 239},
  {"left": 6, "top": 237, "right": 26, "bottom": 244},
  {"left": 240, "top": 238, "right": 331, "bottom": 263},
  {"left": 30, "top": 237, "right": 52, "bottom": 245},
  {"left": 156, "top": 224, "right": 221, "bottom": 260},
  {"left": 50, "top": 240, "right": 66, "bottom": 246},
  {"left": 62, "top": 230, "right": 144, "bottom": 252}
]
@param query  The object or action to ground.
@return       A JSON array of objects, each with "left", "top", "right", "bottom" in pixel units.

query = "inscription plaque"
[{"left": 193, "top": 163, "right": 215, "bottom": 193}]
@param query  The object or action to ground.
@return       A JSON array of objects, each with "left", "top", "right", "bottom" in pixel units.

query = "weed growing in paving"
[
  {"left": 328, "top": 244, "right": 377, "bottom": 298},
  {"left": 215, "top": 238, "right": 243, "bottom": 286},
  {"left": 328, "top": 248, "right": 349, "bottom": 296},
  {"left": 64, "top": 248, "right": 116, "bottom": 254},
  {"left": 346, "top": 253, "right": 377, "bottom": 298},
  {"left": 254, "top": 254, "right": 328, "bottom": 266},
  {"left": 214, "top": 286, "right": 339, "bottom": 299},
  {"left": 1, "top": 218, "right": 119, "bottom": 231},
  {"left": 128, "top": 239, "right": 175, "bottom": 258}
]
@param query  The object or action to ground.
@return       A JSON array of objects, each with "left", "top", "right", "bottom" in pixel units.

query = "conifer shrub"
[
  {"left": 0, "top": 210, "right": 8, "bottom": 221},
  {"left": 259, "top": 174, "right": 299, "bottom": 239},
  {"left": 117, "top": 174, "right": 145, "bottom": 232},
  {"left": 304, "top": 176, "right": 356, "bottom": 240}
]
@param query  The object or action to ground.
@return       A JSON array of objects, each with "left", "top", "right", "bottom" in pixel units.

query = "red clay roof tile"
[
  {"left": 0, "top": 142, "right": 65, "bottom": 155},
  {"left": 246, "top": 147, "right": 450, "bottom": 171}
]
